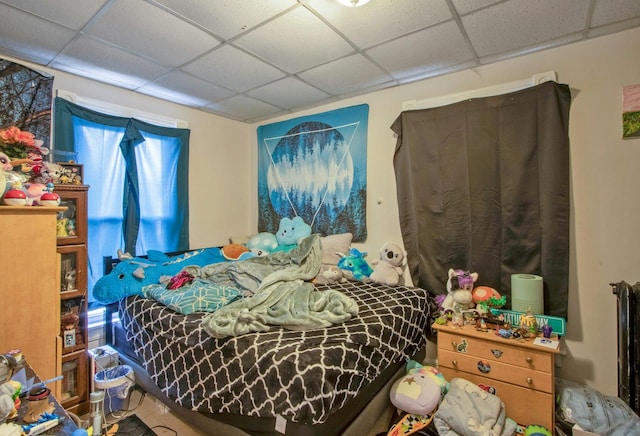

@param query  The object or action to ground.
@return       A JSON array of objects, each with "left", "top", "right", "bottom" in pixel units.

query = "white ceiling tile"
[
  {"left": 151, "top": 0, "right": 297, "bottom": 39},
  {"left": 451, "top": 0, "right": 503, "bottom": 15},
  {"left": 298, "top": 53, "right": 393, "bottom": 95},
  {"left": 84, "top": 0, "right": 220, "bottom": 67},
  {"left": 246, "top": 77, "right": 331, "bottom": 110},
  {"left": 0, "top": 0, "right": 109, "bottom": 30},
  {"left": 0, "top": 4, "right": 77, "bottom": 64},
  {"left": 591, "top": 0, "right": 640, "bottom": 27},
  {"left": 234, "top": 6, "right": 354, "bottom": 73},
  {"left": 137, "top": 70, "right": 235, "bottom": 107},
  {"left": 206, "top": 95, "right": 283, "bottom": 122},
  {"left": 182, "top": 45, "right": 286, "bottom": 93},
  {"left": 308, "top": 0, "right": 453, "bottom": 48},
  {"left": 52, "top": 36, "right": 171, "bottom": 89},
  {"left": 462, "top": 0, "right": 588, "bottom": 57},
  {"left": 367, "top": 21, "right": 474, "bottom": 80},
  {"left": 588, "top": 16, "right": 640, "bottom": 38}
]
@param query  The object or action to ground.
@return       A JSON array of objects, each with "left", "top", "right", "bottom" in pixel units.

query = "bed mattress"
[{"left": 117, "top": 280, "right": 430, "bottom": 426}]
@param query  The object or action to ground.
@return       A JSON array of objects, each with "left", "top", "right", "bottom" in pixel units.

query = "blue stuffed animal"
[
  {"left": 93, "top": 248, "right": 226, "bottom": 304},
  {"left": 337, "top": 248, "right": 373, "bottom": 281},
  {"left": 246, "top": 217, "right": 312, "bottom": 255}
]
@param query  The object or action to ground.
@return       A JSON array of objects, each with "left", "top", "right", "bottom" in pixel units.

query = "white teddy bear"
[{"left": 369, "top": 242, "right": 407, "bottom": 286}]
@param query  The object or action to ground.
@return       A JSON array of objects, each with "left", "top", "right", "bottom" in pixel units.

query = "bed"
[{"left": 100, "top": 235, "right": 433, "bottom": 435}]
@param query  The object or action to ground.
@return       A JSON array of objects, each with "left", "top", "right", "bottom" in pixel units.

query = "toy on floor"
[
  {"left": 437, "top": 268, "right": 478, "bottom": 314},
  {"left": 369, "top": 242, "right": 407, "bottom": 286},
  {"left": 388, "top": 361, "right": 448, "bottom": 436}
]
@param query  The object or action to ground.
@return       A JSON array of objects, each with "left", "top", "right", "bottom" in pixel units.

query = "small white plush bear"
[
  {"left": 440, "top": 268, "right": 478, "bottom": 313},
  {"left": 314, "top": 265, "right": 346, "bottom": 285},
  {"left": 369, "top": 242, "right": 407, "bottom": 286}
]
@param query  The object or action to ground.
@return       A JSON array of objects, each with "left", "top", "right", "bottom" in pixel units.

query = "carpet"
[{"left": 107, "top": 414, "right": 156, "bottom": 436}]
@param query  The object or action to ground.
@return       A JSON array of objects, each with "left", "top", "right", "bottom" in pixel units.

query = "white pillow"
[{"left": 320, "top": 233, "right": 353, "bottom": 266}]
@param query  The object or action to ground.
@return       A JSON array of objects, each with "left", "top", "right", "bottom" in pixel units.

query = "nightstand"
[{"left": 432, "top": 322, "right": 560, "bottom": 430}]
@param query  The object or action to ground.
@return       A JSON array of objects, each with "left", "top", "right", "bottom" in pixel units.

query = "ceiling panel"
[
  {"left": 182, "top": 45, "right": 286, "bottom": 93},
  {"left": 0, "top": 0, "right": 639, "bottom": 123},
  {"left": 233, "top": 6, "right": 354, "bottom": 73}
]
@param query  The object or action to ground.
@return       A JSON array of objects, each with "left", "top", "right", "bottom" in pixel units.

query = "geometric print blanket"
[{"left": 118, "top": 280, "right": 431, "bottom": 424}]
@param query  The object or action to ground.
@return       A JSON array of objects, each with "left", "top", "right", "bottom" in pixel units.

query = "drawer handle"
[
  {"left": 451, "top": 341, "right": 457, "bottom": 348},
  {"left": 452, "top": 360, "right": 458, "bottom": 367},
  {"left": 526, "top": 377, "right": 533, "bottom": 385},
  {"left": 526, "top": 356, "right": 533, "bottom": 364}
]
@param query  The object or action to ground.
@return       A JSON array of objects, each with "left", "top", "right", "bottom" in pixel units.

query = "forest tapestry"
[
  {"left": 0, "top": 59, "right": 53, "bottom": 148},
  {"left": 257, "top": 104, "right": 368, "bottom": 241}
]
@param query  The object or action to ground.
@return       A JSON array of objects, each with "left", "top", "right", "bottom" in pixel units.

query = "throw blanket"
[
  {"left": 434, "top": 378, "right": 517, "bottom": 436},
  {"left": 184, "top": 234, "right": 358, "bottom": 338}
]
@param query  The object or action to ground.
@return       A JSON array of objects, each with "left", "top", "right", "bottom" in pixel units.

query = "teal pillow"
[{"left": 143, "top": 279, "right": 242, "bottom": 315}]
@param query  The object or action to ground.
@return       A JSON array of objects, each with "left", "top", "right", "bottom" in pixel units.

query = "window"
[{"left": 54, "top": 97, "right": 190, "bottom": 303}]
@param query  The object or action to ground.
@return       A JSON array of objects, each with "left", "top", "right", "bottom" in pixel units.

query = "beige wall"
[{"left": 252, "top": 26, "right": 640, "bottom": 396}]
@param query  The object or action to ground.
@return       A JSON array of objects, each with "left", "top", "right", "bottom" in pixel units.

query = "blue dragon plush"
[
  {"left": 337, "top": 248, "right": 373, "bottom": 281},
  {"left": 93, "top": 248, "right": 226, "bottom": 304}
]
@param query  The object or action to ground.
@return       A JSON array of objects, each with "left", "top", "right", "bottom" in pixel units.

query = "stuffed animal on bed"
[
  {"left": 246, "top": 217, "right": 312, "bottom": 255},
  {"left": 93, "top": 247, "right": 226, "bottom": 304},
  {"left": 369, "top": 242, "right": 407, "bottom": 286},
  {"left": 337, "top": 248, "right": 373, "bottom": 281}
]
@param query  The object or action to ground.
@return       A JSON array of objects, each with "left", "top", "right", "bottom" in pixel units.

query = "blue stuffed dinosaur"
[
  {"left": 93, "top": 247, "right": 226, "bottom": 304},
  {"left": 337, "top": 248, "right": 373, "bottom": 281}
]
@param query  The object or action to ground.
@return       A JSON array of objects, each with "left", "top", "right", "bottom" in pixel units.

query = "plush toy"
[
  {"left": 438, "top": 268, "right": 478, "bottom": 313},
  {"left": 246, "top": 232, "right": 279, "bottom": 256},
  {"left": 388, "top": 361, "right": 448, "bottom": 436},
  {"left": 93, "top": 247, "right": 226, "bottom": 304},
  {"left": 472, "top": 285, "right": 506, "bottom": 314},
  {"left": 221, "top": 243, "right": 256, "bottom": 261},
  {"left": 313, "top": 264, "right": 346, "bottom": 285},
  {"left": 369, "top": 242, "right": 407, "bottom": 286},
  {"left": 337, "top": 248, "right": 373, "bottom": 281},
  {"left": 275, "top": 216, "right": 312, "bottom": 247},
  {"left": 246, "top": 217, "right": 312, "bottom": 256}
]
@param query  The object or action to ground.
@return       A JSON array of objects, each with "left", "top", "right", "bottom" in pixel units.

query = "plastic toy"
[{"left": 369, "top": 242, "right": 407, "bottom": 286}]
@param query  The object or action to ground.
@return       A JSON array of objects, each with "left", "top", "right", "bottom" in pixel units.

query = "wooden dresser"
[
  {"left": 433, "top": 322, "right": 560, "bottom": 430},
  {"left": 0, "top": 206, "right": 64, "bottom": 399}
]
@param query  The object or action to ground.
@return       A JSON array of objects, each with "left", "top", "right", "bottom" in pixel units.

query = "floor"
[{"left": 81, "top": 388, "right": 394, "bottom": 436}]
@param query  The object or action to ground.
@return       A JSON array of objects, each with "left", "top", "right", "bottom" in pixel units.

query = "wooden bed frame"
[{"left": 101, "top": 251, "right": 423, "bottom": 436}]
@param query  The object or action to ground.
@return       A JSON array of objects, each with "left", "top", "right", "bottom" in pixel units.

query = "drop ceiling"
[{"left": 0, "top": 0, "right": 639, "bottom": 123}]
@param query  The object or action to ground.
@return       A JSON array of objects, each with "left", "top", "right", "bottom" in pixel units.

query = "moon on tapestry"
[{"left": 257, "top": 104, "right": 368, "bottom": 241}]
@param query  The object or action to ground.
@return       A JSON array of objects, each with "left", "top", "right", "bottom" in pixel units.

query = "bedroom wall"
[
  {"left": 0, "top": 54, "right": 253, "bottom": 249},
  {"left": 251, "top": 26, "right": 640, "bottom": 397}
]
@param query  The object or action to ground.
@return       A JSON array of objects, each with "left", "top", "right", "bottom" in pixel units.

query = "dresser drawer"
[
  {"left": 438, "top": 366, "right": 554, "bottom": 430},
  {"left": 438, "top": 330, "right": 553, "bottom": 372},
  {"left": 438, "top": 348, "right": 553, "bottom": 392}
]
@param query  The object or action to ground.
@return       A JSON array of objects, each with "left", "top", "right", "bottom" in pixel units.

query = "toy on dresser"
[{"left": 437, "top": 268, "right": 478, "bottom": 314}]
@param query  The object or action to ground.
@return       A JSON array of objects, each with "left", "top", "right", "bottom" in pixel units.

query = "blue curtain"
[{"left": 53, "top": 97, "right": 190, "bottom": 301}]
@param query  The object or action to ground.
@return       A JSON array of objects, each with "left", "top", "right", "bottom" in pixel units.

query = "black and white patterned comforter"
[{"left": 118, "top": 280, "right": 430, "bottom": 425}]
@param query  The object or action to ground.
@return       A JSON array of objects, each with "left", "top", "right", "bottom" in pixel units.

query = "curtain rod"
[{"left": 402, "top": 71, "right": 557, "bottom": 111}]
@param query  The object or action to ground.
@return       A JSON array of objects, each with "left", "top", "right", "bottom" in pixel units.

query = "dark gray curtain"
[{"left": 391, "top": 81, "right": 571, "bottom": 319}]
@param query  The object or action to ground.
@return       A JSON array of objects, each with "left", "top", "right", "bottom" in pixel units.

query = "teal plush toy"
[
  {"left": 337, "top": 248, "right": 373, "bottom": 281},
  {"left": 246, "top": 217, "right": 312, "bottom": 255},
  {"left": 93, "top": 247, "right": 226, "bottom": 304}
]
